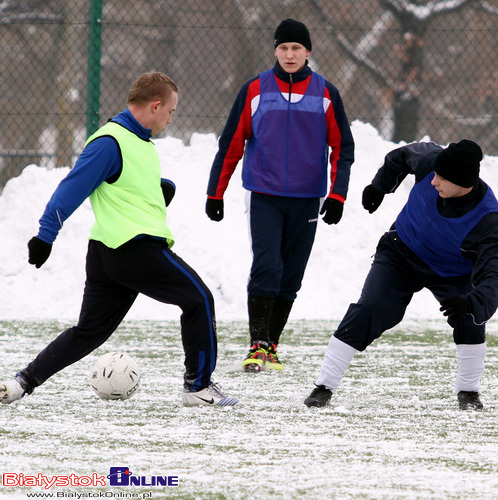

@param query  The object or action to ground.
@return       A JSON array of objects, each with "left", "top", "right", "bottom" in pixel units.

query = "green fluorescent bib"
[{"left": 87, "top": 122, "right": 175, "bottom": 248}]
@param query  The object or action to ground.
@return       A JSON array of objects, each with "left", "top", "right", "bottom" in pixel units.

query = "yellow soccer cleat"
[
  {"left": 242, "top": 342, "right": 268, "bottom": 372},
  {"left": 265, "top": 343, "right": 284, "bottom": 370}
]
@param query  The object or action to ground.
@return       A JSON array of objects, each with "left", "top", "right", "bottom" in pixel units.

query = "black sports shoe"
[
  {"left": 304, "top": 385, "right": 332, "bottom": 408},
  {"left": 457, "top": 391, "right": 483, "bottom": 411}
]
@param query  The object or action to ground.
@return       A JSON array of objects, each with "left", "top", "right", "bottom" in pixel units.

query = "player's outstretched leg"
[{"left": 304, "top": 336, "right": 357, "bottom": 407}]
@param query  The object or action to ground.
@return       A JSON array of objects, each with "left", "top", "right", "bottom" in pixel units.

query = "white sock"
[
  {"left": 455, "top": 343, "right": 486, "bottom": 393},
  {"left": 315, "top": 336, "right": 358, "bottom": 392}
]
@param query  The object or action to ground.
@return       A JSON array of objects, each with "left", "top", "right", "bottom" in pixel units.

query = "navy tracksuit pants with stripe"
[{"left": 21, "top": 237, "right": 217, "bottom": 392}]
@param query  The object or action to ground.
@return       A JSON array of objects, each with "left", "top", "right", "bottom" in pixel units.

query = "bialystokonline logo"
[
  {"left": 1, "top": 467, "right": 179, "bottom": 490},
  {"left": 107, "top": 467, "right": 178, "bottom": 487}
]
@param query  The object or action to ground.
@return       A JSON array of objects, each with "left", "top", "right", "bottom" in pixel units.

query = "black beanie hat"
[
  {"left": 274, "top": 19, "right": 312, "bottom": 51},
  {"left": 432, "top": 139, "right": 482, "bottom": 188}
]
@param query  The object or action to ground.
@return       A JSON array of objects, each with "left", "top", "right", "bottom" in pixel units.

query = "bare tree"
[{"left": 310, "top": 0, "right": 494, "bottom": 143}]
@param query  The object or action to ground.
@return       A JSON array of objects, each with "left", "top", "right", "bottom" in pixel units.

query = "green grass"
[{"left": 1, "top": 319, "right": 498, "bottom": 499}]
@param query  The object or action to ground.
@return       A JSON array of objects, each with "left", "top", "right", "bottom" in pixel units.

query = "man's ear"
[{"left": 150, "top": 100, "right": 162, "bottom": 113}]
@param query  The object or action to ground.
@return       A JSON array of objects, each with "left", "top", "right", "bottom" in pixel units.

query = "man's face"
[
  {"left": 150, "top": 92, "right": 178, "bottom": 135},
  {"left": 274, "top": 42, "right": 310, "bottom": 73},
  {"left": 431, "top": 173, "right": 472, "bottom": 198}
]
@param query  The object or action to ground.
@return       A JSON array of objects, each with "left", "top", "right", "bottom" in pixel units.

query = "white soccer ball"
[{"left": 90, "top": 352, "right": 140, "bottom": 401}]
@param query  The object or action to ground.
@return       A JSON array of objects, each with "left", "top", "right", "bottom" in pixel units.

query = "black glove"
[
  {"left": 206, "top": 198, "right": 224, "bottom": 222},
  {"left": 362, "top": 184, "right": 385, "bottom": 213},
  {"left": 28, "top": 237, "right": 52, "bottom": 268},
  {"left": 320, "top": 198, "right": 344, "bottom": 225},
  {"left": 161, "top": 179, "right": 176, "bottom": 207},
  {"left": 439, "top": 296, "right": 470, "bottom": 317}
]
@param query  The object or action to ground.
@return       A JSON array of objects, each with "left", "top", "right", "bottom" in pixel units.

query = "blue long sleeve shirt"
[{"left": 37, "top": 109, "right": 153, "bottom": 244}]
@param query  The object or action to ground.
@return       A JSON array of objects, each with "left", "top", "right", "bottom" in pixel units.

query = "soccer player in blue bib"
[
  {"left": 206, "top": 19, "right": 355, "bottom": 372},
  {"left": 305, "top": 139, "right": 498, "bottom": 411}
]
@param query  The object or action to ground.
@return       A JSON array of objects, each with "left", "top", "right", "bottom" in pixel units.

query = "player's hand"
[
  {"left": 161, "top": 179, "right": 176, "bottom": 207},
  {"left": 439, "top": 296, "right": 470, "bottom": 317},
  {"left": 28, "top": 237, "right": 52, "bottom": 268},
  {"left": 206, "top": 198, "right": 224, "bottom": 221},
  {"left": 320, "top": 198, "right": 343, "bottom": 225},
  {"left": 362, "top": 184, "right": 385, "bottom": 213}
]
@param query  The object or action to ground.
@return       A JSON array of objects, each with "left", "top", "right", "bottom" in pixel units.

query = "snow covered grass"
[{"left": 1, "top": 319, "right": 498, "bottom": 499}]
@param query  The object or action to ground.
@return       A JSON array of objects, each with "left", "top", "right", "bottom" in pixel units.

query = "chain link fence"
[{"left": 1, "top": 0, "right": 496, "bottom": 190}]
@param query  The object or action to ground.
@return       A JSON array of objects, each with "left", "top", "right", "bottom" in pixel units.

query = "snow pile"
[{"left": 1, "top": 121, "right": 497, "bottom": 322}]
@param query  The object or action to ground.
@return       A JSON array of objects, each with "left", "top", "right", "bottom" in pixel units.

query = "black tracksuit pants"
[
  {"left": 21, "top": 237, "right": 217, "bottom": 393},
  {"left": 247, "top": 192, "right": 320, "bottom": 300},
  {"left": 334, "top": 231, "right": 485, "bottom": 351}
]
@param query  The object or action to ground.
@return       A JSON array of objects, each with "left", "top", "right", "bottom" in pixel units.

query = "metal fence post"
[{"left": 86, "top": 0, "right": 103, "bottom": 138}]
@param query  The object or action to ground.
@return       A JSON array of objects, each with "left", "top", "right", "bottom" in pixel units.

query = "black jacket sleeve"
[
  {"left": 462, "top": 212, "right": 498, "bottom": 324},
  {"left": 371, "top": 142, "right": 442, "bottom": 194}
]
